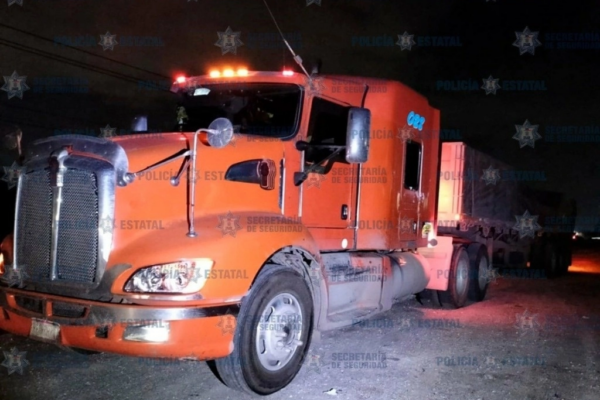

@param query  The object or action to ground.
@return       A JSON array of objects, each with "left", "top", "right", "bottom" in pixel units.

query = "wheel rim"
[
  {"left": 478, "top": 257, "right": 490, "bottom": 289},
  {"left": 455, "top": 254, "right": 469, "bottom": 295},
  {"left": 255, "top": 292, "right": 304, "bottom": 372}
]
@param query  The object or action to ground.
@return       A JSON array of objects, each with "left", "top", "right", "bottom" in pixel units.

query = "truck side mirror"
[{"left": 345, "top": 107, "right": 370, "bottom": 164}]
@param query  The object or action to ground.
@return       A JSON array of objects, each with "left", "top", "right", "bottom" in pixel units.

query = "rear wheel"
[
  {"left": 438, "top": 245, "right": 471, "bottom": 308},
  {"left": 467, "top": 243, "right": 491, "bottom": 302},
  {"left": 215, "top": 265, "right": 313, "bottom": 395}
]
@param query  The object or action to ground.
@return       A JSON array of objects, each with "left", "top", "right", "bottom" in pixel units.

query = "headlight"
[
  {"left": 124, "top": 258, "right": 213, "bottom": 294},
  {"left": 0, "top": 234, "right": 13, "bottom": 276}
]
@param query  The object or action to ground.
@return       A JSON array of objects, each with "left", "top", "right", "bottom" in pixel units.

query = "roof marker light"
[
  {"left": 209, "top": 70, "right": 221, "bottom": 78},
  {"left": 237, "top": 68, "right": 248, "bottom": 76},
  {"left": 176, "top": 76, "right": 186, "bottom": 83},
  {"left": 282, "top": 70, "right": 294, "bottom": 76},
  {"left": 223, "top": 69, "right": 235, "bottom": 77}
]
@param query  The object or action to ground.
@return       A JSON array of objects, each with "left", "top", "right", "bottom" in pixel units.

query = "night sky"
[{"left": 0, "top": 0, "right": 599, "bottom": 234}]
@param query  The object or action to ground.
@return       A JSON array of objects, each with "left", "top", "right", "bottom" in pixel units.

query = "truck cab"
[{"left": 0, "top": 69, "right": 477, "bottom": 395}]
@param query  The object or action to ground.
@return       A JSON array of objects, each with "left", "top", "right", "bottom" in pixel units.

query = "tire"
[
  {"left": 215, "top": 265, "right": 313, "bottom": 395},
  {"left": 544, "top": 243, "right": 560, "bottom": 279},
  {"left": 438, "top": 245, "right": 471, "bottom": 308},
  {"left": 467, "top": 243, "right": 490, "bottom": 302}
]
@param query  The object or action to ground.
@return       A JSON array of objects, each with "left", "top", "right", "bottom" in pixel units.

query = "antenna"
[{"left": 262, "top": 0, "right": 311, "bottom": 80}]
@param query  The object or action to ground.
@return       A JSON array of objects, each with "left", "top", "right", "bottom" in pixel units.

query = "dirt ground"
[{"left": 1, "top": 243, "right": 599, "bottom": 400}]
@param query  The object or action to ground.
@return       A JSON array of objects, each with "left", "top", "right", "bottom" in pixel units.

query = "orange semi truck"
[{"left": 0, "top": 69, "right": 570, "bottom": 395}]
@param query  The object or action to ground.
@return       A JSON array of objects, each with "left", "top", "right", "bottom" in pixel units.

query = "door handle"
[{"left": 341, "top": 205, "right": 349, "bottom": 220}]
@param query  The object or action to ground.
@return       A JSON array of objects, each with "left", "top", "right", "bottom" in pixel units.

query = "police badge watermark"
[
  {"left": 513, "top": 210, "right": 541, "bottom": 239},
  {"left": 396, "top": 32, "right": 416, "bottom": 51},
  {"left": 1, "top": 161, "right": 24, "bottom": 190},
  {"left": 481, "top": 75, "right": 501, "bottom": 95},
  {"left": 513, "top": 120, "right": 542, "bottom": 148},
  {"left": 217, "top": 211, "right": 243, "bottom": 237},
  {"left": 513, "top": 26, "right": 542, "bottom": 55},
  {"left": 99, "top": 124, "right": 117, "bottom": 138},
  {"left": 1, "top": 71, "right": 30, "bottom": 100},
  {"left": 215, "top": 27, "right": 244, "bottom": 55},
  {"left": 515, "top": 309, "right": 542, "bottom": 336},
  {"left": 1, "top": 347, "right": 29, "bottom": 375},
  {"left": 481, "top": 166, "right": 501, "bottom": 185},
  {"left": 98, "top": 32, "right": 118, "bottom": 51}
]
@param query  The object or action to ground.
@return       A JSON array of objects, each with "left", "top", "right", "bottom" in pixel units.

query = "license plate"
[{"left": 30, "top": 318, "right": 60, "bottom": 343}]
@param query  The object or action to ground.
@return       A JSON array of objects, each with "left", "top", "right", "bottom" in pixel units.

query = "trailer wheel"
[
  {"left": 467, "top": 243, "right": 490, "bottom": 302},
  {"left": 544, "top": 243, "right": 560, "bottom": 279},
  {"left": 214, "top": 265, "right": 313, "bottom": 395},
  {"left": 439, "top": 245, "right": 471, "bottom": 308}
]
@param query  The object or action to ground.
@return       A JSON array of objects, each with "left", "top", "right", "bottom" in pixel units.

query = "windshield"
[{"left": 174, "top": 83, "right": 302, "bottom": 138}]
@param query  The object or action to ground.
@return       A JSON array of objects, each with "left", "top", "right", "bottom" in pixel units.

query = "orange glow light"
[
  {"left": 236, "top": 68, "right": 248, "bottom": 76},
  {"left": 209, "top": 70, "right": 221, "bottom": 78},
  {"left": 223, "top": 69, "right": 235, "bottom": 77}
]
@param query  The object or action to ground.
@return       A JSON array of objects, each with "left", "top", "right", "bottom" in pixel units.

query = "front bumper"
[{"left": 0, "top": 287, "right": 238, "bottom": 361}]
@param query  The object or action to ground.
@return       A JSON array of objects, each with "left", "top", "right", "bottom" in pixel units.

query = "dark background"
[{"left": 1, "top": 0, "right": 599, "bottom": 237}]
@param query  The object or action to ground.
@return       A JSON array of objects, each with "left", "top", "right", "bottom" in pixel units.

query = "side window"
[
  {"left": 304, "top": 97, "right": 349, "bottom": 166},
  {"left": 404, "top": 141, "right": 422, "bottom": 191}
]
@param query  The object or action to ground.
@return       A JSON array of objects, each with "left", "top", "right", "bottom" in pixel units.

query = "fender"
[{"left": 108, "top": 212, "right": 322, "bottom": 305}]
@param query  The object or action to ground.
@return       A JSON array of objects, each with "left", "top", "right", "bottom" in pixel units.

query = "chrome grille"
[
  {"left": 16, "top": 170, "right": 52, "bottom": 280},
  {"left": 57, "top": 170, "right": 99, "bottom": 283},
  {"left": 16, "top": 168, "right": 99, "bottom": 284}
]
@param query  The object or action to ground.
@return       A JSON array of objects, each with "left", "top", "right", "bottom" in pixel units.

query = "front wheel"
[{"left": 215, "top": 265, "right": 313, "bottom": 395}]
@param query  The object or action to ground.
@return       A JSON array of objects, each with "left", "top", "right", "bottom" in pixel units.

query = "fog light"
[{"left": 123, "top": 321, "right": 170, "bottom": 343}]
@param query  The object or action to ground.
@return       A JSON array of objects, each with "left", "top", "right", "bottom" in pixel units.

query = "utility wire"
[
  {"left": 0, "top": 22, "right": 170, "bottom": 80},
  {"left": 0, "top": 37, "right": 173, "bottom": 91}
]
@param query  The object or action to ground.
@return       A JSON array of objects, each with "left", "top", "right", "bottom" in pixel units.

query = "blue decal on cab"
[{"left": 407, "top": 111, "right": 425, "bottom": 131}]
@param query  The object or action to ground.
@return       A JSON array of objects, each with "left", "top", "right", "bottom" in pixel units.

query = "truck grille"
[
  {"left": 16, "top": 168, "right": 100, "bottom": 284},
  {"left": 16, "top": 170, "right": 52, "bottom": 281}
]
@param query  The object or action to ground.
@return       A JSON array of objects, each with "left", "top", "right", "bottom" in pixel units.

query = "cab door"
[
  {"left": 399, "top": 139, "right": 423, "bottom": 242},
  {"left": 299, "top": 96, "right": 358, "bottom": 250}
]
